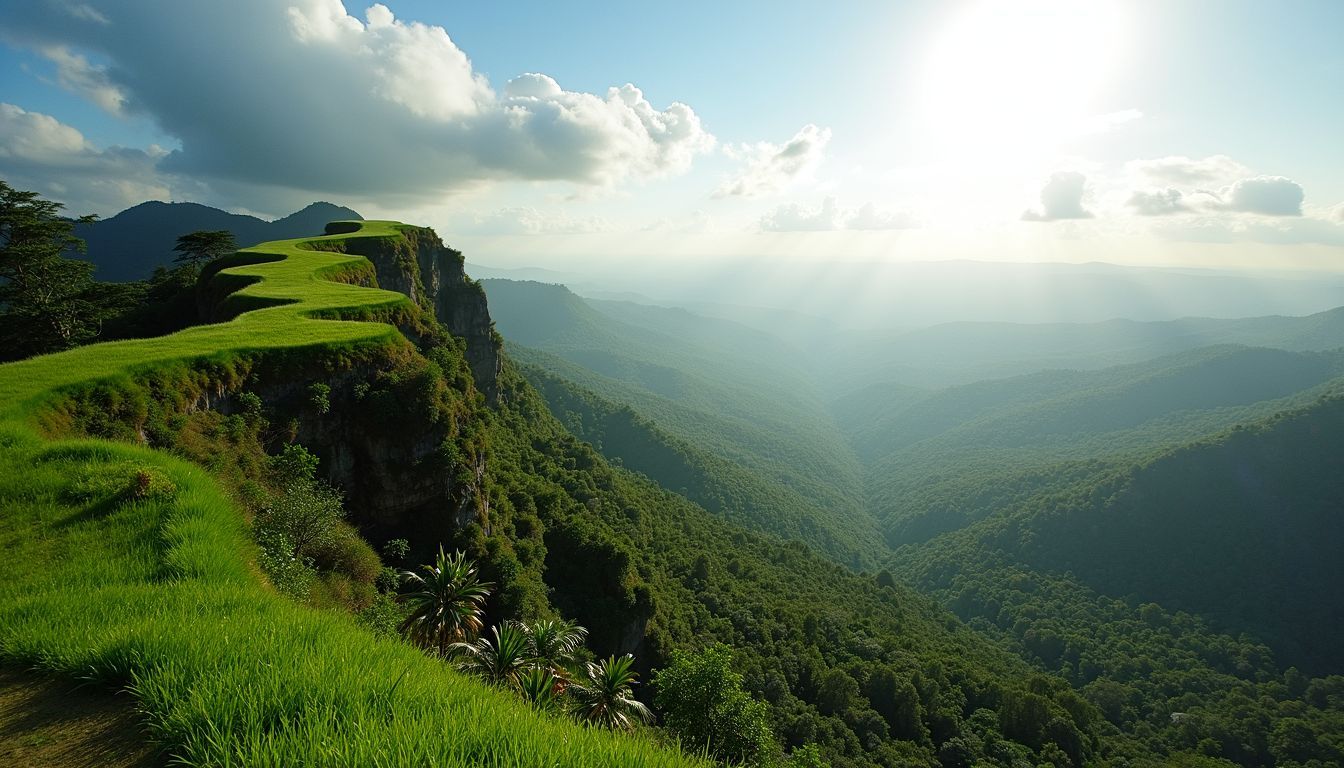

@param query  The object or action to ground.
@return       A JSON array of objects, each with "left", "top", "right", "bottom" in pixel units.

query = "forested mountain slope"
[
  {"left": 818, "top": 305, "right": 1344, "bottom": 392},
  {"left": 889, "top": 394, "right": 1344, "bottom": 764},
  {"left": 483, "top": 278, "right": 881, "bottom": 567},
  {"left": 859, "top": 346, "right": 1344, "bottom": 546}
]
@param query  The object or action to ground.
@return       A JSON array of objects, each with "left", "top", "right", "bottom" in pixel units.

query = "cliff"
[{"left": 326, "top": 222, "right": 501, "bottom": 402}]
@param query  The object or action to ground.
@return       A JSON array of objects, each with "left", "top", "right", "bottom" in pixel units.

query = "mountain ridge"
[{"left": 75, "top": 199, "right": 363, "bottom": 281}]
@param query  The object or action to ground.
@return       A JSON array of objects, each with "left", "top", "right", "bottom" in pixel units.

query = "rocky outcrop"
[{"left": 332, "top": 224, "right": 501, "bottom": 402}]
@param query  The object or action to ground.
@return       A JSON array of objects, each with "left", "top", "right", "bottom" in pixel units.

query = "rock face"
[
  {"left": 271, "top": 224, "right": 501, "bottom": 547},
  {"left": 335, "top": 224, "right": 501, "bottom": 402}
]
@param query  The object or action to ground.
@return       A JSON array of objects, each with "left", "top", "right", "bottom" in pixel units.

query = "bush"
[
  {"left": 309, "top": 521, "right": 382, "bottom": 584},
  {"left": 653, "top": 645, "right": 776, "bottom": 765}
]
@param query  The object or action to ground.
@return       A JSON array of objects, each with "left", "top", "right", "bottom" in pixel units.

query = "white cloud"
[
  {"left": 760, "top": 197, "right": 917, "bottom": 232},
  {"left": 0, "top": 103, "right": 178, "bottom": 214},
  {"left": 1129, "top": 155, "right": 1250, "bottom": 186},
  {"left": 1126, "top": 188, "right": 1187, "bottom": 216},
  {"left": 54, "top": 1, "right": 110, "bottom": 24},
  {"left": 0, "top": 0, "right": 716, "bottom": 209},
  {"left": 717, "top": 124, "right": 831, "bottom": 198},
  {"left": 643, "top": 210, "right": 713, "bottom": 234},
  {"left": 1209, "top": 176, "right": 1304, "bottom": 216},
  {"left": 39, "top": 45, "right": 127, "bottom": 115},
  {"left": 460, "top": 207, "right": 612, "bottom": 236},
  {"left": 847, "top": 202, "right": 918, "bottom": 231},
  {"left": 1022, "top": 172, "right": 1093, "bottom": 222}
]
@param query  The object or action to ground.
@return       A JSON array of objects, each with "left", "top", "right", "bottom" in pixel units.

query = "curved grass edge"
[{"left": 0, "top": 222, "right": 702, "bottom": 766}]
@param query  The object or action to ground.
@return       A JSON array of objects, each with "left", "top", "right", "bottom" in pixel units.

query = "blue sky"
[{"left": 2, "top": 0, "right": 1342, "bottom": 270}]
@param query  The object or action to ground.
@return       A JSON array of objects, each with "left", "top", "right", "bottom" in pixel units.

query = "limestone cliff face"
[
  {"left": 267, "top": 225, "right": 500, "bottom": 547},
  {"left": 333, "top": 224, "right": 501, "bottom": 403}
]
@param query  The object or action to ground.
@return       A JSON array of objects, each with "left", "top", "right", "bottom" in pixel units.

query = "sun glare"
[{"left": 914, "top": 0, "right": 1128, "bottom": 168}]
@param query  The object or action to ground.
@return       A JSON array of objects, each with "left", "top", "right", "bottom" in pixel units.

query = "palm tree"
[
  {"left": 569, "top": 654, "right": 653, "bottom": 731},
  {"left": 450, "top": 622, "right": 532, "bottom": 688},
  {"left": 397, "top": 546, "right": 493, "bottom": 656},
  {"left": 521, "top": 618, "right": 588, "bottom": 684}
]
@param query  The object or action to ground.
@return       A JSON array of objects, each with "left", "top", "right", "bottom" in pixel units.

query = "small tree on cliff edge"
[{"left": 172, "top": 229, "right": 236, "bottom": 270}]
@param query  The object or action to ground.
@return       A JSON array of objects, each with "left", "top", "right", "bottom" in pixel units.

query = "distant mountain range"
[{"left": 75, "top": 200, "right": 362, "bottom": 281}]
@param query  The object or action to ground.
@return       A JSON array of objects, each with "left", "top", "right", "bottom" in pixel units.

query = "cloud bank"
[
  {"left": 760, "top": 197, "right": 917, "bottom": 232},
  {"left": 0, "top": 0, "right": 715, "bottom": 212},
  {"left": 0, "top": 102, "right": 178, "bottom": 214}
]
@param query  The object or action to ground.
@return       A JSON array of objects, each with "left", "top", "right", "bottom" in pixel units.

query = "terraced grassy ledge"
[{"left": 0, "top": 222, "right": 702, "bottom": 766}]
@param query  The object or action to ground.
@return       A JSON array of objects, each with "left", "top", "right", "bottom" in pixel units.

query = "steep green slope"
[
  {"left": 483, "top": 279, "right": 881, "bottom": 567},
  {"left": 517, "top": 361, "right": 873, "bottom": 563},
  {"left": 888, "top": 395, "right": 1344, "bottom": 764},
  {"left": 861, "top": 346, "right": 1344, "bottom": 545},
  {"left": 482, "top": 365, "right": 1131, "bottom": 768},
  {"left": 0, "top": 222, "right": 702, "bottom": 767}
]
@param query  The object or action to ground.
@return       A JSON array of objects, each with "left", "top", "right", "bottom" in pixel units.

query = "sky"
[{"left": 2, "top": 0, "right": 1343, "bottom": 272}]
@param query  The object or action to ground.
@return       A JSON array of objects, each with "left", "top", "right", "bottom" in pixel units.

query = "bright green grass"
[{"left": 0, "top": 223, "right": 702, "bottom": 766}]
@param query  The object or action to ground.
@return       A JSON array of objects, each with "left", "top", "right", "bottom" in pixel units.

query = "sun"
[{"left": 913, "top": 0, "right": 1129, "bottom": 169}]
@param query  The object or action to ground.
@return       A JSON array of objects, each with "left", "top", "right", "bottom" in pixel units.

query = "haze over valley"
[{"left": 2, "top": 2, "right": 1343, "bottom": 767}]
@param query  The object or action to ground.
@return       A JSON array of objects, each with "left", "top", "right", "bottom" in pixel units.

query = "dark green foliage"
[
  {"left": 0, "top": 179, "right": 106, "bottom": 359},
  {"left": 397, "top": 546, "right": 494, "bottom": 657},
  {"left": 257, "top": 470, "right": 344, "bottom": 558},
  {"left": 571, "top": 654, "right": 654, "bottom": 731},
  {"left": 172, "top": 229, "right": 237, "bottom": 268},
  {"left": 452, "top": 622, "right": 533, "bottom": 688},
  {"left": 655, "top": 645, "right": 777, "bottom": 765},
  {"left": 475, "top": 364, "right": 1116, "bottom": 767}
]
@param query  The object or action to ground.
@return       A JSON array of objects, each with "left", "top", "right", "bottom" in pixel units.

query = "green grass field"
[{"left": 0, "top": 223, "right": 702, "bottom": 766}]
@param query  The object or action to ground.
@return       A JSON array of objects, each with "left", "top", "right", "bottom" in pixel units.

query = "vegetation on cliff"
[{"left": 0, "top": 217, "right": 705, "bottom": 766}]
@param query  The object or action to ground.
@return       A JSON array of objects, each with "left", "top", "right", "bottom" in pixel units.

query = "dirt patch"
[{"left": 0, "top": 668, "right": 161, "bottom": 768}]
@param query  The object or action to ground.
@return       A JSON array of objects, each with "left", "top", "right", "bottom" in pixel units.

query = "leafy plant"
[
  {"left": 570, "top": 654, "right": 652, "bottom": 731},
  {"left": 397, "top": 546, "right": 493, "bottom": 656},
  {"left": 451, "top": 622, "right": 532, "bottom": 688}
]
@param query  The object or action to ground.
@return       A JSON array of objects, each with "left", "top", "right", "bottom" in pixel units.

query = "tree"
[
  {"left": 451, "top": 621, "right": 532, "bottom": 688},
  {"left": 0, "top": 180, "right": 101, "bottom": 359},
  {"left": 172, "top": 229, "right": 236, "bottom": 269},
  {"left": 397, "top": 547, "right": 493, "bottom": 656},
  {"left": 257, "top": 478, "right": 345, "bottom": 559},
  {"left": 653, "top": 644, "right": 776, "bottom": 764},
  {"left": 570, "top": 654, "right": 652, "bottom": 731}
]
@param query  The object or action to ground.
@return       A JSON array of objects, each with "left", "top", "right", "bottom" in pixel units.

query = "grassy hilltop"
[{"left": 0, "top": 221, "right": 702, "bottom": 766}]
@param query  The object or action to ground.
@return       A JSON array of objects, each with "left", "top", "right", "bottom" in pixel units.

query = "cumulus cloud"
[
  {"left": 1126, "top": 188, "right": 1187, "bottom": 216},
  {"left": 1209, "top": 176, "right": 1304, "bottom": 216},
  {"left": 760, "top": 197, "right": 917, "bottom": 232},
  {"left": 1129, "top": 154, "right": 1250, "bottom": 186},
  {"left": 0, "top": 0, "right": 716, "bottom": 210},
  {"left": 1021, "top": 172, "right": 1093, "bottom": 222},
  {"left": 1124, "top": 155, "right": 1309, "bottom": 219},
  {"left": 459, "top": 207, "right": 612, "bottom": 236},
  {"left": 0, "top": 103, "right": 179, "bottom": 214},
  {"left": 717, "top": 124, "right": 831, "bottom": 198}
]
